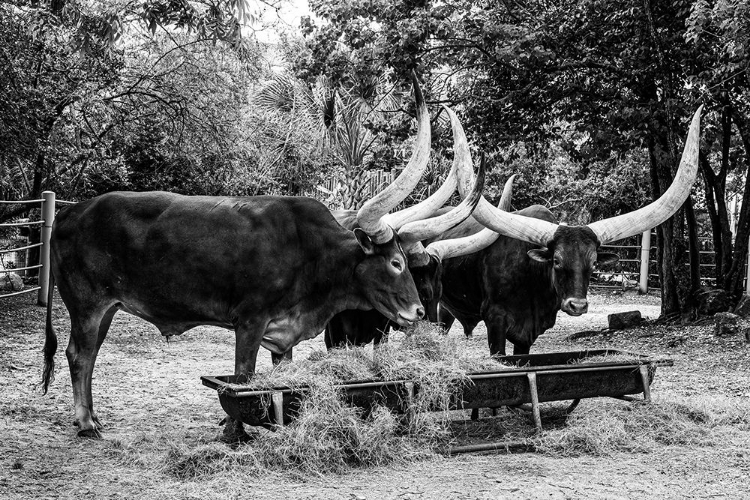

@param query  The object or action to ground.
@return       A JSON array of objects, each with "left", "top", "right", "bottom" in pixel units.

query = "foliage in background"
[
  {"left": 294, "top": 0, "right": 750, "bottom": 315},
  {"left": 0, "top": 0, "right": 309, "bottom": 215},
  {"left": 7, "top": 0, "right": 750, "bottom": 316}
]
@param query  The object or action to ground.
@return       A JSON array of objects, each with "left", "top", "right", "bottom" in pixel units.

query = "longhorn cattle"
[
  {"left": 42, "top": 75, "right": 435, "bottom": 441},
  {"left": 434, "top": 106, "right": 702, "bottom": 356},
  {"left": 324, "top": 158, "right": 496, "bottom": 349}
]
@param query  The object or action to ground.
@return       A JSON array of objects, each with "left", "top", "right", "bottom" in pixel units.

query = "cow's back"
[{"left": 51, "top": 192, "right": 353, "bottom": 335}]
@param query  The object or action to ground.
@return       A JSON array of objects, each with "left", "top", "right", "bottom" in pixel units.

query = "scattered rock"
[
  {"left": 695, "top": 287, "right": 732, "bottom": 315},
  {"left": 734, "top": 295, "right": 750, "bottom": 318},
  {"left": 0, "top": 273, "right": 23, "bottom": 291},
  {"left": 608, "top": 310, "right": 642, "bottom": 330},
  {"left": 714, "top": 312, "right": 740, "bottom": 337}
]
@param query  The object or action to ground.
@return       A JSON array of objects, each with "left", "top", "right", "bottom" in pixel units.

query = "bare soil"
[{"left": 1, "top": 290, "right": 749, "bottom": 499}]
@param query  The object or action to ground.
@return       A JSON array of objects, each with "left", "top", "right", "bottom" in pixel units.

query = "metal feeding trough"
[{"left": 201, "top": 349, "right": 672, "bottom": 450}]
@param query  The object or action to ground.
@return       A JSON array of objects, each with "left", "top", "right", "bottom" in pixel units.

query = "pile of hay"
[
  {"left": 160, "top": 325, "right": 744, "bottom": 477},
  {"left": 248, "top": 321, "right": 506, "bottom": 391},
  {"left": 165, "top": 322, "right": 509, "bottom": 477},
  {"left": 533, "top": 395, "right": 745, "bottom": 457}
]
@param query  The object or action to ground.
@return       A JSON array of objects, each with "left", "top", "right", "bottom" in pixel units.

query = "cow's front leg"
[
  {"left": 512, "top": 343, "right": 531, "bottom": 355},
  {"left": 437, "top": 305, "right": 456, "bottom": 334},
  {"left": 222, "top": 323, "right": 264, "bottom": 443},
  {"left": 483, "top": 307, "right": 510, "bottom": 357}
]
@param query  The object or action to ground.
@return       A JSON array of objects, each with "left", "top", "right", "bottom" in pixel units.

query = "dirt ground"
[{"left": 1, "top": 289, "right": 749, "bottom": 499}]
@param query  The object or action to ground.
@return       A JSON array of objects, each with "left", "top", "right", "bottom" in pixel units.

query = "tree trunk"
[
  {"left": 700, "top": 150, "right": 724, "bottom": 280},
  {"left": 718, "top": 95, "right": 734, "bottom": 279},
  {"left": 648, "top": 123, "right": 695, "bottom": 318},
  {"left": 722, "top": 108, "right": 750, "bottom": 297},
  {"left": 700, "top": 148, "right": 734, "bottom": 285}
]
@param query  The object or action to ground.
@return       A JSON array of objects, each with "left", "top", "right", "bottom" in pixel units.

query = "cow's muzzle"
[
  {"left": 397, "top": 305, "right": 425, "bottom": 326},
  {"left": 561, "top": 298, "right": 588, "bottom": 316}
]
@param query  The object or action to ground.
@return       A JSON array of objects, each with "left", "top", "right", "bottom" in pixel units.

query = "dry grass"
[
  {"left": 159, "top": 324, "right": 750, "bottom": 478},
  {"left": 569, "top": 351, "right": 647, "bottom": 364},
  {"left": 163, "top": 380, "right": 432, "bottom": 479},
  {"left": 162, "top": 323, "right": 512, "bottom": 478},
  {"left": 535, "top": 394, "right": 750, "bottom": 457},
  {"left": 247, "top": 322, "right": 509, "bottom": 390}
]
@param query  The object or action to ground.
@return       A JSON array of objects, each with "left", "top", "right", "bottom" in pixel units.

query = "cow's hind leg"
[{"left": 66, "top": 305, "right": 117, "bottom": 438}]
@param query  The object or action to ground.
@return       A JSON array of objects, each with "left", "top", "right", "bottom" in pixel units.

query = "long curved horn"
[
  {"left": 447, "top": 106, "right": 558, "bottom": 246},
  {"left": 587, "top": 106, "right": 703, "bottom": 244},
  {"left": 382, "top": 161, "right": 457, "bottom": 230},
  {"left": 426, "top": 174, "right": 517, "bottom": 262},
  {"left": 356, "top": 72, "right": 431, "bottom": 243},
  {"left": 400, "top": 158, "right": 485, "bottom": 265}
]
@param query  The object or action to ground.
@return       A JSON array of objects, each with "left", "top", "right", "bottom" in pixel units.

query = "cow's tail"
[{"left": 41, "top": 271, "right": 57, "bottom": 394}]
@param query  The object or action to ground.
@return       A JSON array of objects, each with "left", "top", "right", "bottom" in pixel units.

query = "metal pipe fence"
[
  {"left": 591, "top": 231, "right": 657, "bottom": 293},
  {"left": 0, "top": 191, "right": 64, "bottom": 305}
]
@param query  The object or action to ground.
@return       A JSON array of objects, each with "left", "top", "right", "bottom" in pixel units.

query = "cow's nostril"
[
  {"left": 562, "top": 298, "right": 588, "bottom": 315},
  {"left": 416, "top": 307, "right": 425, "bottom": 319},
  {"left": 571, "top": 300, "right": 588, "bottom": 312}
]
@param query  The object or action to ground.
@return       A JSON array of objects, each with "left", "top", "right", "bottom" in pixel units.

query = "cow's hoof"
[{"left": 77, "top": 427, "right": 102, "bottom": 439}]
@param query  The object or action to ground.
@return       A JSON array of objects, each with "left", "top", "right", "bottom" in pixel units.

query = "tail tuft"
[{"left": 41, "top": 273, "right": 58, "bottom": 394}]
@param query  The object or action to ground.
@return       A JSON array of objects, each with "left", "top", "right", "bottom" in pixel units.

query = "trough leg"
[
  {"left": 527, "top": 373, "right": 543, "bottom": 433},
  {"left": 404, "top": 382, "right": 416, "bottom": 427},
  {"left": 272, "top": 391, "right": 285, "bottom": 428},
  {"left": 639, "top": 365, "right": 652, "bottom": 402}
]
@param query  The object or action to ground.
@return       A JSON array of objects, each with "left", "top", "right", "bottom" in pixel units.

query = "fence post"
[
  {"left": 638, "top": 229, "right": 651, "bottom": 294},
  {"left": 38, "top": 191, "right": 56, "bottom": 306}
]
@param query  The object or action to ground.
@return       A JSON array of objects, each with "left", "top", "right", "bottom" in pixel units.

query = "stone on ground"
[
  {"left": 714, "top": 311, "right": 741, "bottom": 337},
  {"left": 608, "top": 310, "right": 642, "bottom": 330}
]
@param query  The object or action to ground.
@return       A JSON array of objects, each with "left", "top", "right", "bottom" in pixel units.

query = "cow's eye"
[
  {"left": 553, "top": 258, "right": 562, "bottom": 268},
  {"left": 391, "top": 259, "right": 403, "bottom": 271}
]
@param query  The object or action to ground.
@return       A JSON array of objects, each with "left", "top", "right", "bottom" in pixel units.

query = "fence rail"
[{"left": 0, "top": 192, "right": 61, "bottom": 304}]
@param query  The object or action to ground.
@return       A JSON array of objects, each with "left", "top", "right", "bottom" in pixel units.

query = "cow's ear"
[
  {"left": 596, "top": 251, "right": 619, "bottom": 267},
  {"left": 527, "top": 248, "right": 552, "bottom": 263},
  {"left": 354, "top": 228, "right": 376, "bottom": 255}
]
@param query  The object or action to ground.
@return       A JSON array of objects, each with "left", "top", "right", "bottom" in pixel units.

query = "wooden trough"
[{"left": 201, "top": 349, "right": 672, "bottom": 452}]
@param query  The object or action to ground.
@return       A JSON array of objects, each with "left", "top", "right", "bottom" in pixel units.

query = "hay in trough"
[
  {"left": 164, "top": 322, "right": 514, "bottom": 476},
  {"left": 570, "top": 351, "right": 649, "bottom": 364},
  {"left": 244, "top": 322, "right": 513, "bottom": 450},
  {"left": 165, "top": 377, "right": 428, "bottom": 478}
]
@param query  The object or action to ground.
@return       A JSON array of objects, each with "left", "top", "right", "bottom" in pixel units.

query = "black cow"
[
  {"left": 324, "top": 157, "right": 514, "bottom": 349},
  {"left": 435, "top": 204, "right": 614, "bottom": 354},
  {"left": 41, "top": 75, "right": 435, "bottom": 441},
  {"left": 438, "top": 105, "right": 702, "bottom": 356}
]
